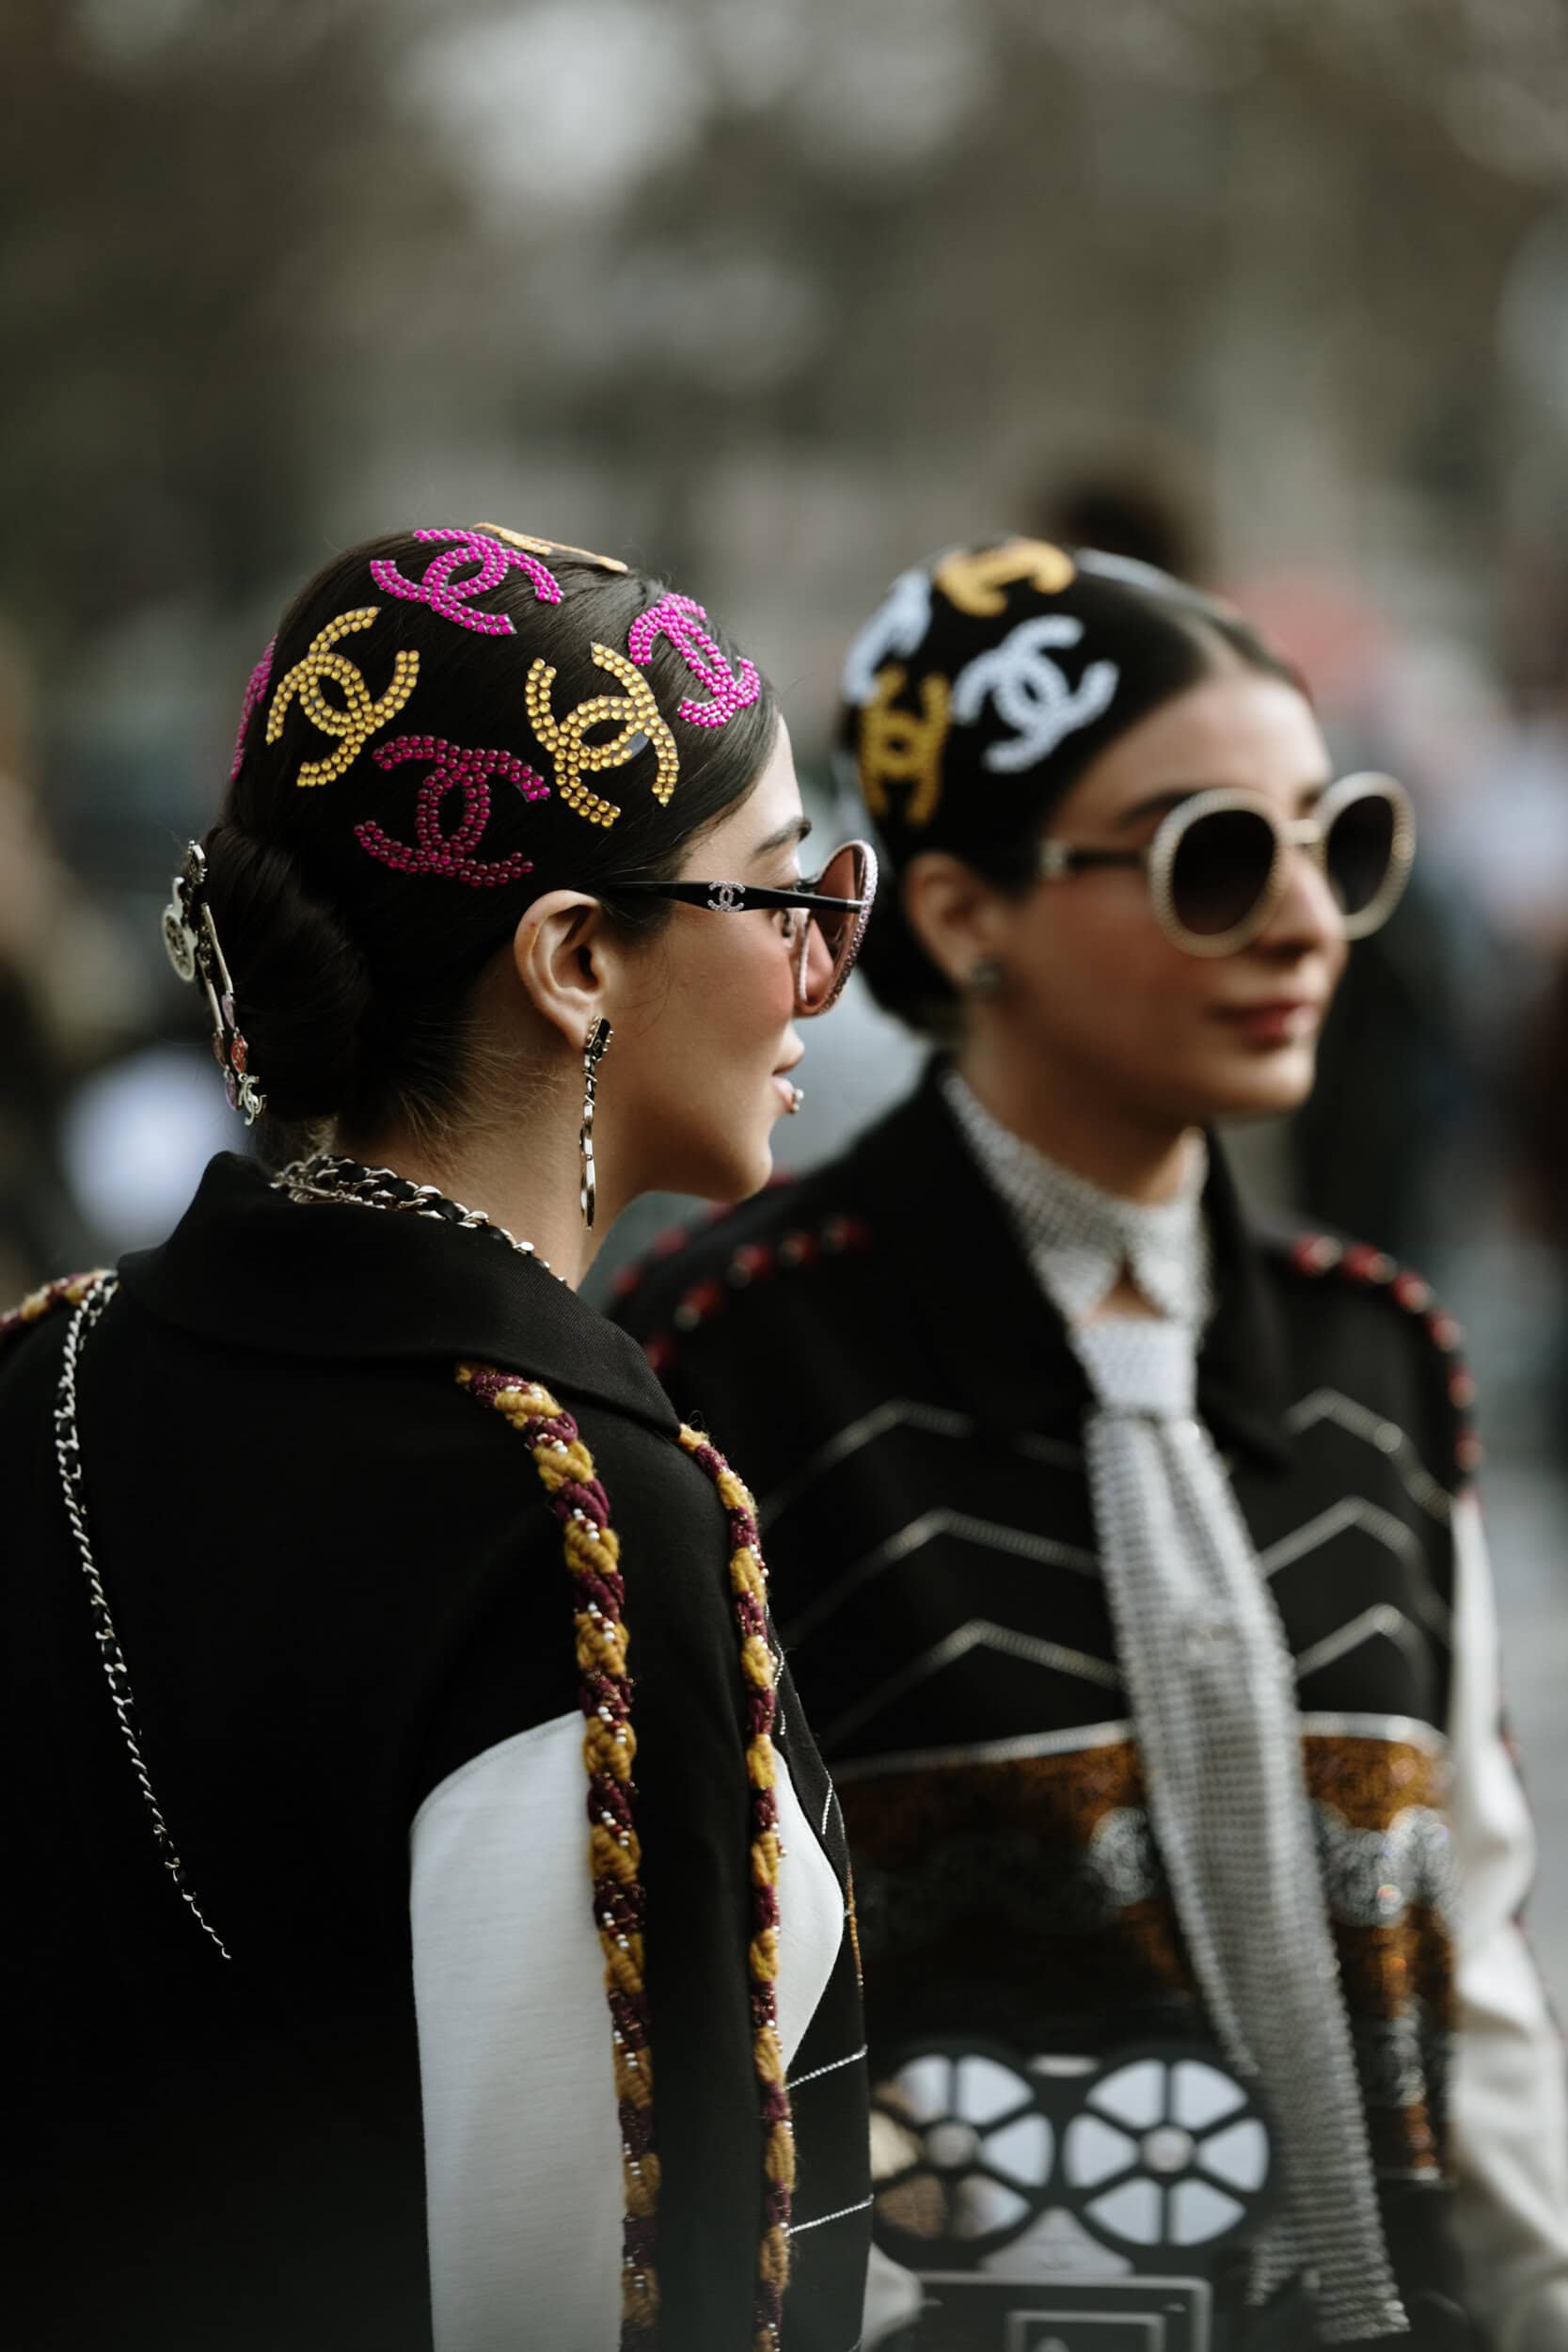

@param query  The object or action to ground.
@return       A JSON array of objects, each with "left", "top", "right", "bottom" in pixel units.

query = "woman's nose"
[{"left": 1258, "top": 841, "right": 1343, "bottom": 955}]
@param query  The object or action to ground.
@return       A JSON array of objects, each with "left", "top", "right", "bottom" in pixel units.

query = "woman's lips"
[
  {"left": 1210, "top": 999, "right": 1324, "bottom": 1047},
  {"left": 771, "top": 1071, "right": 801, "bottom": 1111}
]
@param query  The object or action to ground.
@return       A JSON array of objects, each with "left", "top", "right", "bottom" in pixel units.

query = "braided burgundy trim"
[
  {"left": 458, "top": 1365, "right": 658, "bottom": 2350},
  {"left": 676, "top": 1424, "right": 794, "bottom": 2351},
  {"left": 0, "top": 1271, "right": 106, "bottom": 1345},
  {"left": 1288, "top": 1232, "right": 1481, "bottom": 1478}
]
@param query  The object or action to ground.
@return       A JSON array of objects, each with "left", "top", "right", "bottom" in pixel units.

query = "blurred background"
[{"left": 6, "top": 0, "right": 1568, "bottom": 1993}]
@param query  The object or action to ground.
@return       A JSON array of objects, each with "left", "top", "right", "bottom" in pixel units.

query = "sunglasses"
[
  {"left": 1037, "top": 772, "right": 1416, "bottom": 958},
  {"left": 609, "top": 838, "right": 879, "bottom": 1015}
]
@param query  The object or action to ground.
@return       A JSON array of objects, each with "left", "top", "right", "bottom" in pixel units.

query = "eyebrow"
[
  {"left": 752, "top": 814, "right": 813, "bottom": 859},
  {"left": 1114, "top": 779, "right": 1331, "bottom": 830}
]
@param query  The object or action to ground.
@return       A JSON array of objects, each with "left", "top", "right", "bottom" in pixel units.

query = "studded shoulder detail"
[
  {"left": 620, "top": 1209, "right": 874, "bottom": 1379},
  {"left": 1280, "top": 1230, "right": 1481, "bottom": 1481}
]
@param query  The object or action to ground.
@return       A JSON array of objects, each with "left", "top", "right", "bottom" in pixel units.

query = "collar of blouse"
[{"left": 847, "top": 1057, "right": 1293, "bottom": 1473}]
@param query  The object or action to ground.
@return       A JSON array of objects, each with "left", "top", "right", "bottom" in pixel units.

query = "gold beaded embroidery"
[
  {"left": 857, "top": 665, "right": 952, "bottom": 829},
  {"left": 265, "top": 607, "right": 420, "bottom": 789},
  {"left": 934, "top": 538, "right": 1076, "bottom": 616},
  {"left": 525, "top": 643, "right": 678, "bottom": 828},
  {"left": 477, "top": 519, "right": 629, "bottom": 576}
]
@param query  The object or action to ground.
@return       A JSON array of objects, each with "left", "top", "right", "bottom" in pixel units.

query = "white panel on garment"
[
  {"left": 411, "top": 1712, "right": 621, "bottom": 2352},
  {"left": 410, "top": 1713, "right": 847, "bottom": 2352},
  {"left": 773, "top": 1745, "right": 847, "bottom": 2066}
]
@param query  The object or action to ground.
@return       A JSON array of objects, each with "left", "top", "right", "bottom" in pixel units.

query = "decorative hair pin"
[
  {"left": 627, "top": 591, "right": 761, "bottom": 728},
  {"left": 162, "top": 843, "right": 265, "bottom": 1124},
  {"left": 265, "top": 607, "right": 420, "bottom": 788},
  {"left": 356, "top": 737, "right": 550, "bottom": 885},
  {"left": 476, "top": 520, "right": 629, "bottom": 576},
  {"left": 370, "top": 528, "right": 562, "bottom": 638},
  {"left": 524, "top": 642, "right": 677, "bottom": 828}
]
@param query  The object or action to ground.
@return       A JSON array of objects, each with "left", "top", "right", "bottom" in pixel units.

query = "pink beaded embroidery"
[
  {"left": 229, "top": 639, "right": 276, "bottom": 783},
  {"left": 626, "top": 592, "right": 761, "bottom": 729},
  {"left": 356, "top": 736, "right": 550, "bottom": 886},
  {"left": 370, "top": 529, "right": 563, "bottom": 638}
]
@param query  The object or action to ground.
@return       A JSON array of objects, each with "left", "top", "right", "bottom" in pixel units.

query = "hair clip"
[
  {"left": 524, "top": 642, "right": 677, "bottom": 828},
  {"left": 370, "top": 529, "right": 562, "bottom": 638},
  {"left": 229, "top": 639, "right": 276, "bottom": 783},
  {"left": 356, "top": 737, "right": 549, "bottom": 885},
  {"left": 933, "top": 539, "right": 1076, "bottom": 617},
  {"left": 951, "top": 614, "right": 1118, "bottom": 771},
  {"left": 626, "top": 592, "right": 761, "bottom": 728},
  {"left": 857, "top": 666, "right": 952, "bottom": 829},
  {"left": 265, "top": 607, "right": 420, "bottom": 788},
  {"left": 162, "top": 843, "right": 266, "bottom": 1124},
  {"left": 476, "top": 520, "right": 629, "bottom": 576}
]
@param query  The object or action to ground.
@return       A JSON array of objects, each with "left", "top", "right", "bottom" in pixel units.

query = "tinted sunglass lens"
[
  {"left": 800, "top": 843, "right": 866, "bottom": 1010},
  {"left": 1324, "top": 791, "right": 1395, "bottom": 917},
  {"left": 1169, "top": 808, "right": 1278, "bottom": 939}
]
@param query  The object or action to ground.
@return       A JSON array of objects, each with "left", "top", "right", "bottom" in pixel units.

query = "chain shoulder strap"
[{"left": 55, "top": 1273, "right": 231, "bottom": 1959}]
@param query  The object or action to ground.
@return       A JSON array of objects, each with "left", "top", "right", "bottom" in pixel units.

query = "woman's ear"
[
  {"left": 512, "top": 891, "right": 620, "bottom": 1052},
  {"left": 901, "top": 852, "right": 1007, "bottom": 993}
]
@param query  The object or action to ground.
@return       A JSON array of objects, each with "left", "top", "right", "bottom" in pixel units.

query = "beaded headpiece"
[
  {"left": 838, "top": 536, "right": 1276, "bottom": 862},
  {"left": 249, "top": 528, "right": 762, "bottom": 866},
  {"left": 162, "top": 843, "right": 265, "bottom": 1124}
]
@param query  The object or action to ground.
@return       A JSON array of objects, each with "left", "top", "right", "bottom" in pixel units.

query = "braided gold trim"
[
  {"left": 677, "top": 1425, "right": 795, "bottom": 2350},
  {"left": 458, "top": 1366, "right": 658, "bottom": 2347}
]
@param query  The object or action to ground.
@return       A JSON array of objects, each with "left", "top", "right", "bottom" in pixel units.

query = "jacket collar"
[
  {"left": 843, "top": 1059, "right": 1291, "bottom": 1471},
  {"left": 119, "top": 1152, "right": 680, "bottom": 1437}
]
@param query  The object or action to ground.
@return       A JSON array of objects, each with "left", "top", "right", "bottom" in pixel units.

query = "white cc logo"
[
  {"left": 953, "top": 615, "right": 1119, "bottom": 772},
  {"left": 707, "top": 883, "right": 745, "bottom": 911}
]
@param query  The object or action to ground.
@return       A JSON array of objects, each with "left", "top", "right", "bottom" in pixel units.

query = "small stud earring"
[
  {"left": 579, "top": 1017, "right": 613, "bottom": 1230},
  {"left": 968, "top": 957, "right": 1006, "bottom": 999}
]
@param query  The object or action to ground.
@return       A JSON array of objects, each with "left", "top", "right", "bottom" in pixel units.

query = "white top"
[{"left": 409, "top": 1713, "right": 845, "bottom": 2351}]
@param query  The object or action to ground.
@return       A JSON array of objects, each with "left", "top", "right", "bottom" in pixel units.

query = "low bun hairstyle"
[
  {"left": 207, "top": 527, "right": 778, "bottom": 1141},
  {"left": 836, "top": 539, "right": 1304, "bottom": 1037},
  {"left": 201, "top": 826, "right": 373, "bottom": 1126}
]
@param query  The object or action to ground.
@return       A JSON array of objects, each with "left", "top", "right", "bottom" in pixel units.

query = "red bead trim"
[
  {"left": 1288, "top": 1231, "right": 1482, "bottom": 1479},
  {"left": 633, "top": 1209, "right": 873, "bottom": 1375}
]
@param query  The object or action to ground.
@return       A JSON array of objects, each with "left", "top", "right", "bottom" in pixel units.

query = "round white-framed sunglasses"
[{"left": 1037, "top": 771, "right": 1416, "bottom": 958}]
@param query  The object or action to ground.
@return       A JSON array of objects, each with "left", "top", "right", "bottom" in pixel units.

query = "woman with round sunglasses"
[
  {"left": 613, "top": 541, "right": 1568, "bottom": 2350},
  {"left": 0, "top": 524, "right": 881, "bottom": 2352}
]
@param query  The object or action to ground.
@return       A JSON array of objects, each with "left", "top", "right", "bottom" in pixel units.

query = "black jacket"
[
  {"left": 2, "top": 1153, "right": 868, "bottom": 2352},
  {"left": 612, "top": 1063, "right": 1497, "bottom": 2341}
]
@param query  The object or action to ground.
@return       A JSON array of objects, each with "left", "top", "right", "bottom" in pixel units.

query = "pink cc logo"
[
  {"left": 627, "top": 592, "right": 761, "bottom": 729},
  {"left": 370, "top": 528, "right": 562, "bottom": 638},
  {"left": 356, "top": 736, "right": 550, "bottom": 886}
]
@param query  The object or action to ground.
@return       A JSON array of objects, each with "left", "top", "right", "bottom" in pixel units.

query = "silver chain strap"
[
  {"left": 271, "top": 1154, "right": 556, "bottom": 1278},
  {"left": 55, "top": 1273, "right": 231, "bottom": 1960}
]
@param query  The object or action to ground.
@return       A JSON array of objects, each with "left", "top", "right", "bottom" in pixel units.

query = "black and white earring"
[
  {"left": 969, "top": 957, "right": 1006, "bottom": 999},
  {"left": 579, "top": 1018, "right": 613, "bottom": 1230}
]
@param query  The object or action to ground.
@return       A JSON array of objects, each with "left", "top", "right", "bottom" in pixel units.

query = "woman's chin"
[{"left": 1195, "top": 1041, "right": 1322, "bottom": 1120}]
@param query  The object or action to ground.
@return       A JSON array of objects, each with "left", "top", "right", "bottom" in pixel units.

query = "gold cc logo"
[{"left": 933, "top": 539, "right": 1076, "bottom": 617}]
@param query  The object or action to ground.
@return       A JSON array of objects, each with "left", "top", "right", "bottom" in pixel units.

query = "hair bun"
[{"left": 200, "top": 822, "right": 372, "bottom": 1125}]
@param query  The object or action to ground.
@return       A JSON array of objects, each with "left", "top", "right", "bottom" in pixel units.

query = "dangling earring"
[
  {"left": 968, "top": 957, "right": 1006, "bottom": 999},
  {"left": 579, "top": 1018, "right": 614, "bottom": 1230}
]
